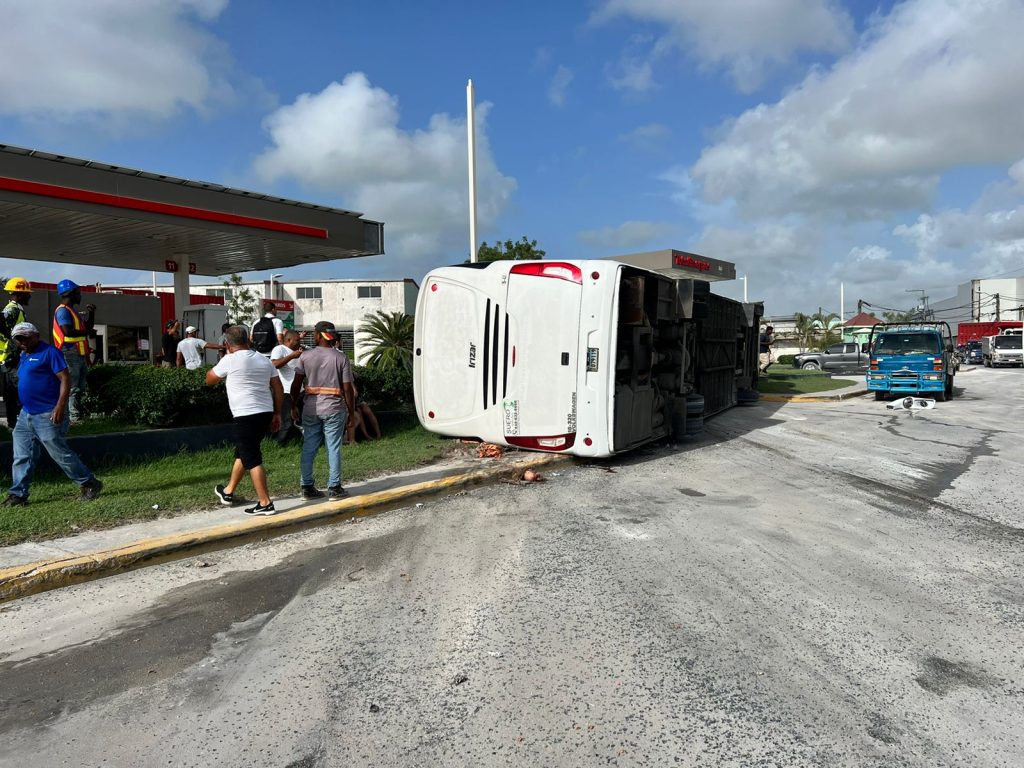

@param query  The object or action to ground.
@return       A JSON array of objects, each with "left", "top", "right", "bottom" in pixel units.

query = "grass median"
[
  {"left": 757, "top": 367, "right": 856, "bottom": 395},
  {"left": 0, "top": 417, "right": 449, "bottom": 546}
]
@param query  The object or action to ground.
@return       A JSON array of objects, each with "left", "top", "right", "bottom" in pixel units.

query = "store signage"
[
  {"left": 673, "top": 253, "right": 711, "bottom": 272},
  {"left": 165, "top": 260, "right": 178, "bottom": 273}
]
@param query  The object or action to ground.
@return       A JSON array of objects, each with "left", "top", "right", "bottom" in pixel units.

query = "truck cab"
[{"left": 866, "top": 322, "right": 955, "bottom": 401}]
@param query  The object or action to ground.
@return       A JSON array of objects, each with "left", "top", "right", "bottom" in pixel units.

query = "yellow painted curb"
[
  {"left": 759, "top": 389, "right": 869, "bottom": 403},
  {"left": 0, "top": 453, "right": 573, "bottom": 603}
]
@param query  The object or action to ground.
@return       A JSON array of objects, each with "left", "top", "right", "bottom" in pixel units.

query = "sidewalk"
[{"left": 0, "top": 449, "right": 570, "bottom": 601}]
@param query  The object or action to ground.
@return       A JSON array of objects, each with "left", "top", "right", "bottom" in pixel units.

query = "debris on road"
[
  {"left": 452, "top": 673, "right": 469, "bottom": 686},
  {"left": 887, "top": 397, "right": 936, "bottom": 411},
  {"left": 478, "top": 443, "right": 504, "bottom": 459},
  {"left": 522, "top": 469, "right": 541, "bottom": 482},
  {"left": 369, "top": 702, "right": 380, "bottom": 713}
]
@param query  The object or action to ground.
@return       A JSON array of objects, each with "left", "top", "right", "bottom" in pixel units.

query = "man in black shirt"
[
  {"left": 759, "top": 324, "right": 775, "bottom": 374},
  {"left": 161, "top": 320, "right": 181, "bottom": 368}
]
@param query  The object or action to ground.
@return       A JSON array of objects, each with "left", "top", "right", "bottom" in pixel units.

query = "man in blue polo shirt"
[{"left": 1, "top": 322, "right": 103, "bottom": 507}]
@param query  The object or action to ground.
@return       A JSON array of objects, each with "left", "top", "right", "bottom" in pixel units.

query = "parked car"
[
  {"left": 792, "top": 343, "right": 869, "bottom": 371},
  {"left": 964, "top": 340, "right": 983, "bottom": 365}
]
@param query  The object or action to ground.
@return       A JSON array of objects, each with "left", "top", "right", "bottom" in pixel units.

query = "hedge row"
[{"left": 83, "top": 362, "right": 415, "bottom": 428}]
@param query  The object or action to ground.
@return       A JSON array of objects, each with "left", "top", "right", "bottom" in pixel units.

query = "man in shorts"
[{"left": 205, "top": 326, "right": 283, "bottom": 516}]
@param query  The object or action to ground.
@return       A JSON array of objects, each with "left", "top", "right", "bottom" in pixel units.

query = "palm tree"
[
  {"left": 358, "top": 311, "right": 414, "bottom": 371},
  {"left": 810, "top": 307, "right": 842, "bottom": 349},
  {"left": 793, "top": 312, "right": 816, "bottom": 352}
]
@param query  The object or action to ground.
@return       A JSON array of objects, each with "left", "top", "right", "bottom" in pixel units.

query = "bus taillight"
[
  {"left": 506, "top": 433, "right": 577, "bottom": 451},
  {"left": 509, "top": 262, "right": 583, "bottom": 284}
]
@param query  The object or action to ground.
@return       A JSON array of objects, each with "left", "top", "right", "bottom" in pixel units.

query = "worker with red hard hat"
[
  {"left": 52, "top": 279, "right": 93, "bottom": 423},
  {"left": 0, "top": 277, "right": 32, "bottom": 428}
]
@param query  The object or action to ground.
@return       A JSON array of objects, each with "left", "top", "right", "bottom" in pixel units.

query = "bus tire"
[
  {"left": 685, "top": 394, "right": 705, "bottom": 417},
  {"left": 736, "top": 388, "right": 759, "bottom": 406},
  {"left": 684, "top": 416, "right": 704, "bottom": 435}
]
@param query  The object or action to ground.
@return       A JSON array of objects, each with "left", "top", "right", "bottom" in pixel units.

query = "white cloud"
[
  {"left": 252, "top": 73, "right": 517, "bottom": 273},
  {"left": 691, "top": 0, "right": 1024, "bottom": 219},
  {"left": 548, "top": 65, "right": 574, "bottom": 106},
  {"left": 606, "top": 53, "right": 656, "bottom": 93},
  {"left": 0, "top": 0, "right": 241, "bottom": 122},
  {"left": 595, "top": 0, "right": 852, "bottom": 92},
  {"left": 619, "top": 122, "right": 671, "bottom": 148},
  {"left": 577, "top": 220, "right": 671, "bottom": 249}
]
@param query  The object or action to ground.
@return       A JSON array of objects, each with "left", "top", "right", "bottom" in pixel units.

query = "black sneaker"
[
  {"left": 244, "top": 501, "right": 277, "bottom": 516},
  {"left": 215, "top": 484, "right": 237, "bottom": 505},
  {"left": 328, "top": 485, "right": 349, "bottom": 500},
  {"left": 1, "top": 494, "right": 27, "bottom": 507},
  {"left": 81, "top": 479, "right": 104, "bottom": 501},
  {"left": 302, "top": 485, "right": 325, "bottom": 500}
]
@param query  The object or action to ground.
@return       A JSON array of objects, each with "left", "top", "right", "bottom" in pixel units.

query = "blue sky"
[{"left": 3, "top": 0, "right": 1024, "bottom": 317}]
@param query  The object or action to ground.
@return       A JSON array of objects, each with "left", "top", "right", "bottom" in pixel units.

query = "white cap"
[
  {"left": 185, "top": 326, "right": 197, "bottom": 334},
  {"left": 11, "top": 321, "right": 38, "bottom": 338}
]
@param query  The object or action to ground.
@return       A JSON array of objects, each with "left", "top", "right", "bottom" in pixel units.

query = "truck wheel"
[
  {"left": 874, "top": 391, "right": 887, "bottom": 401},
  {"left": 934, "top": 388, "right": 947, "bottom": 402},
  {"left": 801, "top": 362, "right": 820, "bottom": 370},
  {"left": 984, "top": 359, "right": 991, "bottom": 367},
  {"left": 945, "top": 378, "right": 954, "bottom": 399}
]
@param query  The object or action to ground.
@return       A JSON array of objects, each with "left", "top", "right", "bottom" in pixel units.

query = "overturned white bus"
[{"left": 412, "top": 258, "right": 762, "bottom": 458}]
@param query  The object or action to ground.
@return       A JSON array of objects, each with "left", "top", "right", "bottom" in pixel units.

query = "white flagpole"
[{"left": 467, "top": 79, "right": 478, "bottom": 263}]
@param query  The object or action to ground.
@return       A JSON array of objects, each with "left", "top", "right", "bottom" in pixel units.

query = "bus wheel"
[{"left": 874, "top": 391, "right": 887, "bottom": 401}]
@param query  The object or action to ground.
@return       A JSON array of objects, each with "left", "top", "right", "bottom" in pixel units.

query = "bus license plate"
[{"left": 586, "top": 347, "right": 599, "bottom": 372}]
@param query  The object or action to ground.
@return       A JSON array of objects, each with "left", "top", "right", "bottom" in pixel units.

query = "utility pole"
[
  {"left": 906, "top": 289, "right": 928, "bottom": 320},
  {"left": 466, "top": 79, "right": 478, "bottom": 264},
  {"left": 995, "top": 293, "right": 1000, "bottom": 320}
]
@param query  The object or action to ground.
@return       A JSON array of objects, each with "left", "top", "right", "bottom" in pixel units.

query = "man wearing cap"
[
  {"left": 0, "top": 277, "right": 32, "bottom": 428},
  {"left": 52, "top": 279, "right": 91, "bottom": 422},
  {"left": 161, "top": 319, "right": 181, "bottom": 368},
  {"left": 290, "top": 321, "right": 356, "bottom": 500},
  {"left": 176, "top": 326, "right": 224, "bottom": 370},
  {"left": 2, "top": 323, "right": 103, "bottom": 507}
]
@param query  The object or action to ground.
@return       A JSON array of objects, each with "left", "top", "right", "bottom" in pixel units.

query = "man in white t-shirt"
[
  {"left": 176, "top": 326, "right": 224, "bottom": 370},
  {"left": 270, "top": 329, "right": 303, "bottom": 444},
  {"left": 205, "top": 325, "right": 283, "bottom": 516}
]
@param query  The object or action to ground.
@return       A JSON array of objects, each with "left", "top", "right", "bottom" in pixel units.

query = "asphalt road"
[{"left": 1, "top": 366, "right": 1022, "bottom": 767}]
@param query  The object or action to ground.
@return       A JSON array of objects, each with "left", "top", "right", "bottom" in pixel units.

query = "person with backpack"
[
  {"left": 0, "top": 277, "right": 32, "bottom": 428},
  {"left": 251, "top": 303, "right": 285, "bottom": 357}
]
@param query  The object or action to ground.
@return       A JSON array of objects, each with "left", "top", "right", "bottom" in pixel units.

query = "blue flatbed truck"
[{"left": 866, "top": 322, "right": 956, "bottom": 402}]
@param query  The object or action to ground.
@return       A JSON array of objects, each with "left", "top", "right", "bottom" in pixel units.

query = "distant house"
[{"left": 842, "top": 311, "right": 882, "bottom": 349}]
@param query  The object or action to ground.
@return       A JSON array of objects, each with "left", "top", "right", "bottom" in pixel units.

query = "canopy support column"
[{"left": 172, "top": 263, "right": 191, "bottom": 320}]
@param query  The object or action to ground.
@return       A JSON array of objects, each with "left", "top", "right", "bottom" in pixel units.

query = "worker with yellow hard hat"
[{"left": 0, "top": 277, "right": 32, "bottom": 428}]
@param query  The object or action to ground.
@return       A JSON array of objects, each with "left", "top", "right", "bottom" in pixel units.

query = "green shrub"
[
  {"left": 353, "top": 365, "right": 414, "bottom": 409},
  {"left": 85, "top": 365, "right": 231, "bottom": 427},
  {"left": 777, "top": 354, "right": 796, "bottom": 365}
]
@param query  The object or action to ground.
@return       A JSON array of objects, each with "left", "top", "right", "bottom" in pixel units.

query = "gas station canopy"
[
  {"left": 610, "top": 249, "right": 736, "bottom": 282},
  {"left": 0, "top": 144, "right": 384, "bottom": 277}
]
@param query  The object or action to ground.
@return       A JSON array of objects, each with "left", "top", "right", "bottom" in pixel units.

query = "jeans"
[
  {"left": 62, "top": 348, "right": 89, "bottom": 420},
  {"left": 300, "top": 410, "right": 347, "bottom": 488},
  {"left": 10, "top": 410, "right": 95, "bottom": 500}
]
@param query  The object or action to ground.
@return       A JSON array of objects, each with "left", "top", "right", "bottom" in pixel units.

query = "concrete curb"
[
  {"left": 0, "top": 453, "right": 572, "bottom": 603},
  {"left": 759, "top": 388, "right": 869, "bottom": 403}
]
